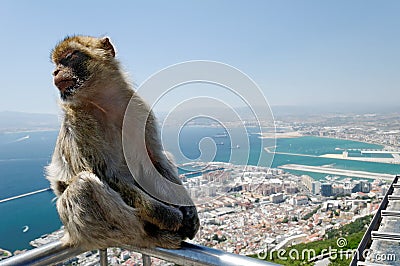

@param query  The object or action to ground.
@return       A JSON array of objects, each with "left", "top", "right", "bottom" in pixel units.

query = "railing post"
[
  {"left": 99, "top": 249, "right": 108, "bottom": 266},
  {"left": 142, "top": 254, "right": 152, "bottom": 266}
]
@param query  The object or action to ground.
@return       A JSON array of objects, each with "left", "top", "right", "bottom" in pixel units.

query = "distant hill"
[
  {"left": 0, "top": 111, "right": 60, "bottom": 132},
  {"left": 2, "top": 103, "right": 399, "bottom": 132}
]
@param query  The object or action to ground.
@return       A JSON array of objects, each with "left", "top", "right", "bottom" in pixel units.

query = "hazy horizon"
[{"left": 1, "top": 101, "right": 400, "bottom": 118}]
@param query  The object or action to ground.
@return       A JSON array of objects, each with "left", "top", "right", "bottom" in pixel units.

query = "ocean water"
[
  {"left": 0, "top": 131, "right": 61, "bottom": 252},
  {"left": 164, "top": 126, "right": 273, "bottom": 169},
  {"left": 1, "top": 127, "right": 400, "bottom": 252}
]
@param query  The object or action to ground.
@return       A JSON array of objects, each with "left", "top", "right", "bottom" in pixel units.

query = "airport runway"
[{"left": 279, "top": 164, "right": 394, "bottom": 181}]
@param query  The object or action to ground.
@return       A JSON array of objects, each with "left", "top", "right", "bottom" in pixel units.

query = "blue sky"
[{"left": 0, "top": 1, "right": 399, "bottom": 113}]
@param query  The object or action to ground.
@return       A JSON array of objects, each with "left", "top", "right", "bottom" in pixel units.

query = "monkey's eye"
[
  {"left": 64, "top": 51, "right": 79, "bottom": 61},
  {"left": 65, "top": 52, "right": 73, "bottom": 61},
  {"left": 59, "top": 50, "right": 84, "bottom": 66}
]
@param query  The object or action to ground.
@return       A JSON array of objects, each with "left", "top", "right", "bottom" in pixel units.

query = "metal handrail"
[
  {"left": 0, "top": 240, "right": 279, "bottom": 266},
  {"left": 350, "top": 175, "right": 399, "bottom": 266},
  {"left": 0, "top": 241, "right": 83, "bottom": 266}
]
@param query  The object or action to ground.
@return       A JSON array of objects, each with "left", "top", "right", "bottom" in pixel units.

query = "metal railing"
[
  {"left": 0, "top": 240, "right": 279, "bottom": 266},
  {"left": 350, "top": 175, "right": 399, "bottom": 266}
]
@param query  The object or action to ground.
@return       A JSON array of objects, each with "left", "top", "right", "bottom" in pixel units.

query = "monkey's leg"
[
  {"left": 145, "top": 151, "right": 200, "bottom": 238},
  {"left": 57, "top": 172, "right": 146, "bottom": 250}
]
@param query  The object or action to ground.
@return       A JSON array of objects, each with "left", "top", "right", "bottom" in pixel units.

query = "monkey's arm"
[
  {"left": 144, "top": 121, "right": 200, "bottom": 239},
  {"left": 108, "top": 179, "right": 185, "bottom": 232},
  {"left": 147, "top": 150, "right": 200, "bottom": 238},
  {"left": 120, "top": 177, "right": 199, "bottom": 239}
]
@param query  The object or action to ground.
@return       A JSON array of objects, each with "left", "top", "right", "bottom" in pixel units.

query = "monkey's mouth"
[
  {"left": 54, "top": 78, "right": 81, "bottom": 101},
  {"left": 55, "top": 79, "right": 75, "bottom": 92}
]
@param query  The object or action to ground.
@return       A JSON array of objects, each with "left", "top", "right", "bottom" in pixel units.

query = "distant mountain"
[
  {"left": 0, "top": 111, "right": 60, "bottom": 132},
  {"left": 2, "top": 102, "right": 399, "bottom": 132}
]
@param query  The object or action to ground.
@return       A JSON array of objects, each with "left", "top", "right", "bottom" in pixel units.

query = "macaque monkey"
[{"left": 46, "top": 35, "right": 199, "bottom": 250}]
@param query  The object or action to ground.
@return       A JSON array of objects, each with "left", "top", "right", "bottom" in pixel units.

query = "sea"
[{"left": 1, "top": 127, "right": 400, "bottom": 252}]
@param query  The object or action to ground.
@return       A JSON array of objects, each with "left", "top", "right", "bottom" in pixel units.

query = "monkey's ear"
[{"left": 100, "top": 37, "right": 116, "bottom": 57}]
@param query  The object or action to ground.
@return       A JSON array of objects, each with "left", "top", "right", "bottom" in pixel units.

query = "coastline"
[
  {"left": 259, "top": 128, "right": 393, "bottom": 151},
  {"left": 0, "top": 248, "right": 12, "bottom": 260}
]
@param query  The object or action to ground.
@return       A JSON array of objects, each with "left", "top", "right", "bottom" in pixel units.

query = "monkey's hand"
[{"left": 179, "top": 205, "right": 200, "bottom": 239}]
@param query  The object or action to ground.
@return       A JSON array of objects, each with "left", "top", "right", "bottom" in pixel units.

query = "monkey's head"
[{"left": 51, "top": 36, "right": 116, "bottom": 101}]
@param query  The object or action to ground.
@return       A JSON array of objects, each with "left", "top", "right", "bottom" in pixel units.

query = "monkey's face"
[
  {"left": 51, "top": 36, "right": 116, "bottom": 101},
  {"left": 52, "top": 50, "right": 90, "bottom": 101}
]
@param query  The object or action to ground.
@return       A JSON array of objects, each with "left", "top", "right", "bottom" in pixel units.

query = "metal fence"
[{"left": 0, "top": 240, "right": 279, "bottom": 266}]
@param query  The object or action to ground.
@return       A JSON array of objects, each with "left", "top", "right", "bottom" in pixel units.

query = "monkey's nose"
[{"left": 53, "top": 69, "right": 60, "bottom": 76}]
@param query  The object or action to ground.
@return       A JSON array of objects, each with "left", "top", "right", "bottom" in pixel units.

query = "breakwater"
[{"left": 0, "top": 188, "right": 51, "bottom": 203}]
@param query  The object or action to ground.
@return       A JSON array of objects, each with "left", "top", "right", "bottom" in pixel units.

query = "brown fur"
[{"left": 47, "top": 36, "right": 199, "bottom": 250}]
